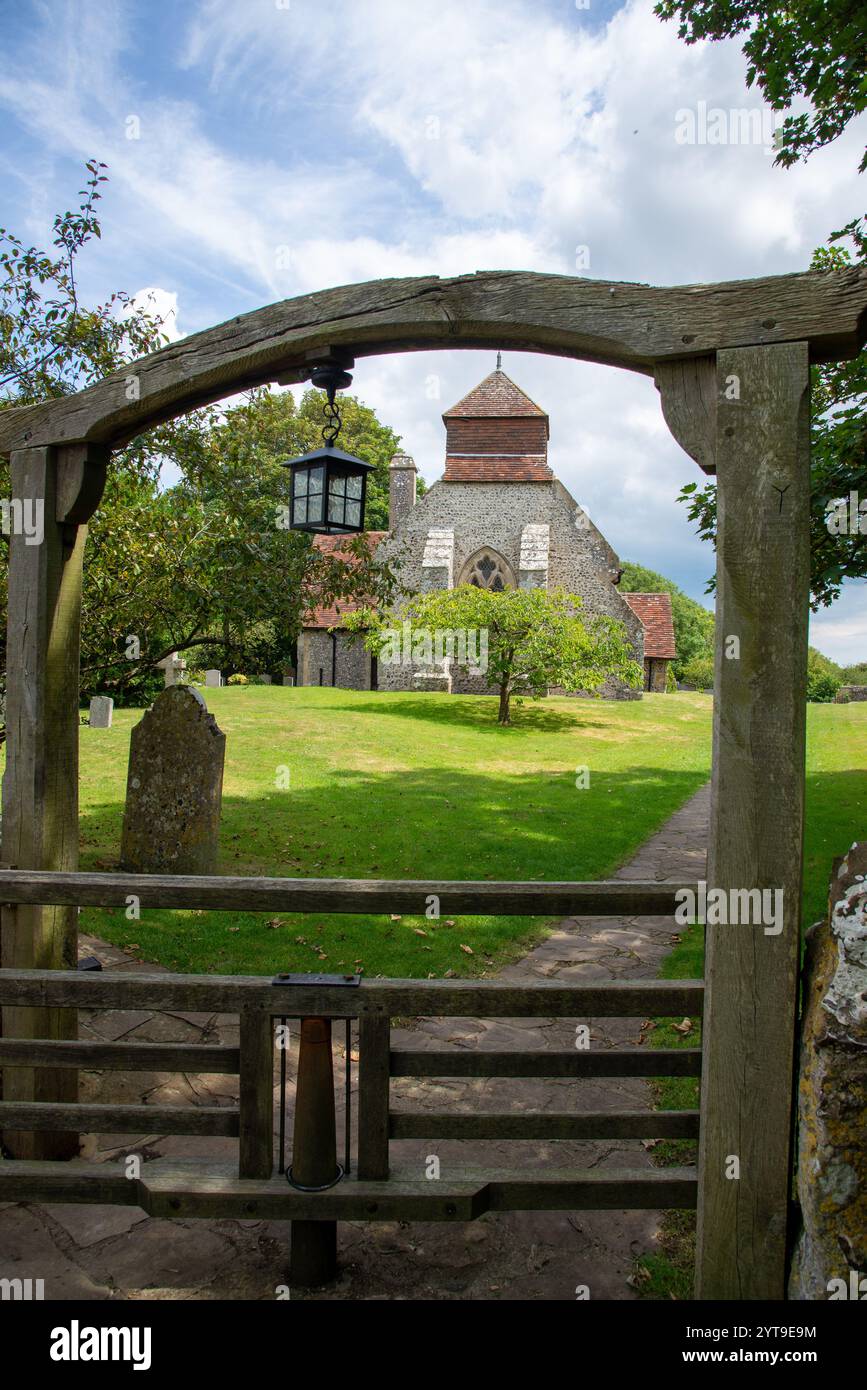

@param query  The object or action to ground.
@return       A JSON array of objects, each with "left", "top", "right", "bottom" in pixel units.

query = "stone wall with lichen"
[{"left": 788, "top": 842, "right": 867, "bottom": 1299}]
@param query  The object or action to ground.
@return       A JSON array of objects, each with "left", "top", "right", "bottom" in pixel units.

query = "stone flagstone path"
[{"left": 0, "top": 784, "right": 708, "bottom": 1301}]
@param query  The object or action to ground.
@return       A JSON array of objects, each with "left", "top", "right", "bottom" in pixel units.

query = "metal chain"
[{"left": 321, "top": 387, "right": 342, "bottom": 447}]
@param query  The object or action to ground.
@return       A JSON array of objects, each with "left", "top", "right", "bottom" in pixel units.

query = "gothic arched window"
[{"left": 459, "top": 548, "right": 516, "bottom": 592}]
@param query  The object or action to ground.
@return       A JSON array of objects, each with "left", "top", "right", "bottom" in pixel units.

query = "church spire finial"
[{"left": 496, "top": 350, "right": 502, "bottom": 370}]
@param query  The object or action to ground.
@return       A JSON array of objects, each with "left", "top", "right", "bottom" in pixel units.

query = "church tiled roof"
[
  {"left": 441, "top": 366, "right": 552, "bottom": 482},
  {"left": 443, "top": 369, "right": 547, "bottom": 420},
  {"left": 443, "top": 455, "right": 552, "bottom": 482},
  {"left": 623, "top": 592, "right": 677, "bottom": 659},
  {"left": 304, "top": 532, "right": 386, "bottom": 629}
]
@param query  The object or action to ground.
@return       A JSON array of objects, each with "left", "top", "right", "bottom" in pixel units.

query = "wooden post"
[
  {"left": 696, "top": 342, "right": 811, "bottom": 1299},
  {"left": 238, "top": 1009, "right": 274, "bottom": 1178},
  {"left": 357, "top": 1014, "right": 390, "bottom": 1180},
  {"left": 0, "top": 445, "right": 96, "bottom": 1160}
]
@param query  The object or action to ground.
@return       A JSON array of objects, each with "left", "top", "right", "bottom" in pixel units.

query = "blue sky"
[{"left": 1, "top": 0, "right": 865, "bottom": 660}]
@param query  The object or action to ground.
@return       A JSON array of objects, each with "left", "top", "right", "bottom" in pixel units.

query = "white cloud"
[{"left": 1, "top": 0, "right": 864, "bottom": 653}]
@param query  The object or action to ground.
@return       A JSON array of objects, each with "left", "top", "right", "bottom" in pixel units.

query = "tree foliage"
[
  {"left": 655, "top": 0, "right": 867, "bottom": 172},
  {"left": 344, "top": 586, "right": 641, "bottom": 725},
  {"left": 0, "top": 162, "right": 403, "bottom": 718},
  {"left": 678, "top": 239, "right": 867, "bottom": 610}
]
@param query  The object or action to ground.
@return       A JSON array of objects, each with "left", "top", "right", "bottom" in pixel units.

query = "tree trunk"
[{"left": 498, "top": 682, "right": 511, "bottom": 725}]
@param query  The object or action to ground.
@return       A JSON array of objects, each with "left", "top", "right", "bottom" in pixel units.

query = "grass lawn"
[
  {"left": 74, "top": 685, "right": 714, "bottom": 976},
  {"left": 635, "top": 699, "right": 867, "bottom": 1300}
]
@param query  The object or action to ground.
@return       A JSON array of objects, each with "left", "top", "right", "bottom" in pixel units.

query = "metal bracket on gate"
[{"left": 271, "top": 972, "right": 361, "bottom": 988}]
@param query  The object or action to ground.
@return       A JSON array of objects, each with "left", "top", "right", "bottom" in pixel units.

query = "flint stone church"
[{"left": 297, "top": 363, "right": 675, "bottom": 697}]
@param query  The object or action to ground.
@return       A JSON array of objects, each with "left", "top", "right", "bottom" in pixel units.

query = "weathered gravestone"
[
  {"left": 204, "top": 669, "right": 222, "bottom": 687},
  {"left": 119, "top": 686, "right": 225, "bottom": 874},
  {"left": 89, "top": 696, "right": 113, "bottom": 728},
  {"left": 282, "top": 676, "right": 295, "bottom": 687},
  {"left": 258, "top": 674, "right": 272, "bottom": 685}
]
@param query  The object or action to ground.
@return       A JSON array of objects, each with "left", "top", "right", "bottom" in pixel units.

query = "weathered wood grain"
[
  {"left": 0, "top": 268, "right": 863, "bottom": 455},
  {"left": 0, "top": 968, "right": 704, "bottom": 1019},
  {"left": 0, "top": 446, "right": 82, "bottom": 1160},
  {"left": 0, "top": 1038, "right": 240, "bottom": 1072},
  {"left": 0, "top": 1100, "right": 240, "bottom": 1135},
  {"left": 696, "top": 341, "right": 811, "bottom": 1301},
  {"left": 357, "top": 1015, "right": 390, "bottom": 1180},
  {"left": 388, "top": 1110, "right": 700, "bottom": 1140},
  {"left": 238, "top": 1009, "right": 275, "bottom": 1178},
  {"left": 389, "top": 1047, "right": 702, "bottom": 1078},
  {"left": 655, "top": 356, "right": 717, "bottom": 474},
  {"left": 0, "top": 868, "right": 696, "bottom": 917},
  {"left": 0, "top": 1158, "right": 697, "bottom": 1218}
]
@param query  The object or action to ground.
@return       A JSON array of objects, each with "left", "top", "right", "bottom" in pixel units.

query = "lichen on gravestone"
[
  {"left": 119, "top": 686, "right": 226, "bottom": 875},
  {"left": 789, "top": 842, "right": 867, "bottom": 1299}
]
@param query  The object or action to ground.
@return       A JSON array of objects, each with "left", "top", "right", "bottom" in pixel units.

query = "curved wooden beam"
[{"left": 1, "top": 267, "right": 864, "bottom": 456}]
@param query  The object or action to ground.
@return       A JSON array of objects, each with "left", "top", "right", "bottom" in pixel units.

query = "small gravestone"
[
  {"left": 282, "top": 675, "right": 295, "bottom": 687},
  {"left": 204, "top": 669, "right": 222, "bottom": 688},
  {"left": 258, "top": 674, "right": 272, "bottom": 685},
  {"left": 120, "top": 686, "right": 225, "bottom": 874},
  {"left": 89, "top": 696, "right": 114, "bottom": 728}
]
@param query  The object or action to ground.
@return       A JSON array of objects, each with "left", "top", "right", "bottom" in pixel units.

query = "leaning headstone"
[
  {"left": 89, "top": 696, "right": 114, "bottom": 728},
  {"left": 204, "top": 669, "right": 222, "bottom": 688},
  {"left": 119, "top": 686, "right": 225, "bottom": 874},
  {"left": 789, "top": 842, "right": 867, "bottom": 1299}
]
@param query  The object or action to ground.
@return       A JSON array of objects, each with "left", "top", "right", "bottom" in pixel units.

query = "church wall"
[
  {"left": 374, "top": 477, "right": 644, "bottom": 696},
  {"left": 298, "top": 629, "right": 374, "bottom": 690}
]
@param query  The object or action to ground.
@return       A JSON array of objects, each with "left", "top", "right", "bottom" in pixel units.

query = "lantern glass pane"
[
  {"left": 346, "top": 473, "right": 362, "bottom": 499},
  {"left": 328, "top": 493, "right": 345, "bottom": 525},
  {"left": 294, "top": 494, "right": 308, "bottom": 524},
  {"left": 329, "top": 473, "right": 347, "bottom": 497},
  {"left": 293, "top": 467, "right": 309, "bottom": 498},
  {"left": 345, "top": 499, "right": 361, "bottom": 528},
  {"left": 308, "top": 466, "right": 324, "bottom": 495}
]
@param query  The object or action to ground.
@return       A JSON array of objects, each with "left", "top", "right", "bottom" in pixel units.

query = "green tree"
[
  {"left": 806, "top": 646, "right": 843, "bottom": 702},
  {"left": 678, "top": 241, "right": 867, "bottom": 609},
  {"left": 345, "top": 586, "right": 641, "bottom": 725},
  {"left": 0, "top": 163, "right": 404, "bottom": 716},
  {"left": 619, "top": 561, "right": 715, "bottom": 679},
  {"left": 655, "top": 0, "right": 867, "bottom": 172}
]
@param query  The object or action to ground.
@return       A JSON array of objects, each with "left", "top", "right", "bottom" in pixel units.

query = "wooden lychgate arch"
[{"left": 1, "top": 267, "right": 866, "bottom": 1301}]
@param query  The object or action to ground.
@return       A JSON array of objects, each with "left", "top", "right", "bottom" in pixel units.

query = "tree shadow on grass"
[
  {"left": 80, "top": 763, "right": 709, "bottom": 885},
  {"left": 338, "top": 690, "right": 611, "bottom": 735}
]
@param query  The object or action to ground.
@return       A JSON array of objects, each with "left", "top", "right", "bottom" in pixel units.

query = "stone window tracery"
[{"left": 459, "top": 548, "right": 516, "bottom": 591}]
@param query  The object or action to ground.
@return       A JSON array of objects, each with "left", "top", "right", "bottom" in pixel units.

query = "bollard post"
[{"left": 289, "top": 1016, "right": 339, "bottom": 1286}]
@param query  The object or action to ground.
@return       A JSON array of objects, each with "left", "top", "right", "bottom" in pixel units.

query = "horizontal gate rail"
[
  {"left": 0, "top": 868, "right": 696, "bottom": 918},
  {"left": 389, "top": 1046, "right": 702, "bottom": 1077},
  {"left": 388, "top": 1110, "right": 700, "bottom": 1140},
  {"left": 0, "top": 969, "right": 704, "bottom": 1018},
  {"left": 0, "top": 1038, "right": 240, "bottom": 1072},
  {"left": 0, "top": 1159, "right": 698, "bottom": 1218},
  {"left": 0, "top": 1101, "right": 240, "bottom": 1136}
]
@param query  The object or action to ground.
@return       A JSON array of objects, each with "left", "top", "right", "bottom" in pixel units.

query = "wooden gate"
[{"left": 2, "top": 265, "right": 866, "bottom": 1298}]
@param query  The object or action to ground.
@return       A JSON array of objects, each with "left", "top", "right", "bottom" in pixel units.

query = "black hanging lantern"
[{"left": 281, "top": 352, "right": 374, "bottom": 534}]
